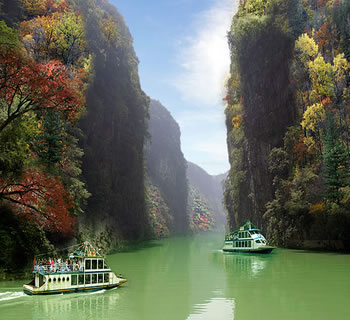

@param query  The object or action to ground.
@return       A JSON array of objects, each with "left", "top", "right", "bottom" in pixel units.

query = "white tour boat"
[
  {"left": 23, "top": 241, "right": 127, "bottom": 295},
  {"left": 223, "top": 220, "right": 276, "bottom": 253}
]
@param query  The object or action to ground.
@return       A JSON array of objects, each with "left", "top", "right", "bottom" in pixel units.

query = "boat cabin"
[{"left": 223, "top": 220, "right": 275, "bottom": 253}]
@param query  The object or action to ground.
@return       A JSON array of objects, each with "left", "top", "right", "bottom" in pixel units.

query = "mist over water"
[{"left": 1, "top": 233, "right": 350, "bottom": 320}]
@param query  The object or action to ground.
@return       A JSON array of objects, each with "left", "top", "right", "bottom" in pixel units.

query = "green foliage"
[
  {"left": 0, "top": 205, "right": 55, "bottom": 271},
  {"left": 0, "top": 20, "right": 19, "bottom": 49},
  {"left": 308, "top": 55, "right": 335, "bottom": 101},
  {"left": 33, "top": 111, "right": 65, "bottom": 167},
  {"left": 322, "top": 114, "right": 350, "bottom": 204},
  {"left": 295, "top": 33, "right": 318, "bottom": 66},
  {"left": 0, "top": 114, "right": 37, "bottom": 180}
]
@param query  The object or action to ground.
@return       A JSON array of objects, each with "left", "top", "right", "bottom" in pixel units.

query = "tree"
[
  {"left": 20, "top": 11, "right": 87, "bottom": 66},
  {"left": 0, "top": 21, "right": 19, "bottom": 49},
  {"left": 322, "top": 114, "right": 350, "bottom": 204},
  {"left": 0, "top": 168, "right": 75, "bottom": 234},
  {"left": 0, "top": 51, "right": 85, "bottom": 133},
  {"left": 33, "top": 111, "right": 65, "bottom": 167}
]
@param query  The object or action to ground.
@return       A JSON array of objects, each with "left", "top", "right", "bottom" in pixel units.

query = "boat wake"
[
  {"left": 87, "top": 289, "right": 106, "bottom": 295},
  {"left": 0, "top": 291, "right": 27, "bottom": 302}
]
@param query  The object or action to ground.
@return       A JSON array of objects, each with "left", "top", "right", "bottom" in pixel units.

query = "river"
[{"left": 0, "top": 233, "right": 350, "bottom": 320}]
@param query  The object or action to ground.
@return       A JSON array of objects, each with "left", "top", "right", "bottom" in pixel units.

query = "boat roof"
[
  {"left": 69, "top": 241, "right": 103, "bottom": 258},
  {"left": 226, "top": 220, "right": 261, "bottom": 235}
]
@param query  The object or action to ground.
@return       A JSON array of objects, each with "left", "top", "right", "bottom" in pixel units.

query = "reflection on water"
[
  {"left": 187, "top": 297, "right": 235, "bottom": 320},
  {"left": 31, "top": 289, "right": 120, "bottom": 319},
  {"left": 222, "top": 252, "right": 269, "bottom": 278},
  {"left": 0, "top": 287, "right": 123, "bottom": 320}
]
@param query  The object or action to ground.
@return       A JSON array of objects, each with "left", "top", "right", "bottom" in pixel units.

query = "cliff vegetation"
[{"left": 225, "top": 0, "right": 350, "bottom": 251}]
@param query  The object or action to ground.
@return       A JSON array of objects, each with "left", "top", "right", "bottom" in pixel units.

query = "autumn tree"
[
  {"left": 0, "top": 52, "right": 85, "bottom": 134},
  {"left": 20, "top": 11, "right": 87, "bottom": 66},
  {"left": 0, "top": 168, "right": 75, "bottom": 234},
  {"left": 21, "top": 0, "right": 69, "bottom": 17}
]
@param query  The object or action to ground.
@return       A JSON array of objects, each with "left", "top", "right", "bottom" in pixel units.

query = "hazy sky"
[{"left": 111, "top": 0, "right": 238, "bottom": 175}]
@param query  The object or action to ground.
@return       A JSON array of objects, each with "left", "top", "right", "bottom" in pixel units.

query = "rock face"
[
  {"left": 187, "top": 162, "right": 227, "bottom": 227},
  {"left": 224, "top": 2, "right": 296, "bottom": 231},
  {"left": 145, "top": 100, "right": 188, "bottom": 234},
  {"left": 78, "top": 0, "right": 150, "bottom": 245}
]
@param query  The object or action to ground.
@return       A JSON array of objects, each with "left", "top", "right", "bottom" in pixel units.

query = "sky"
[{"left": 111, "top": 0, "right": 238, "bottom": 175}]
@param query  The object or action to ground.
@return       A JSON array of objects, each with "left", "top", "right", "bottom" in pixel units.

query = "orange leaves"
[
  {"left": 316, "top": 22, "right": 332, "bottom": 56},
  {"left": 232, "top": 114, "right": 243, "bottom": 129},
  {"left": 309, "top": 202, "right": 325, "bottom": 214},
  {"left": 0, "top": 169, "right": 75, "bottom": 235}
]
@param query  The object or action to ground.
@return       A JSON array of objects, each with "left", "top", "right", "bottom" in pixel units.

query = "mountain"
[
  {"left": 145, "top": 99, "right": 189, "bottom": 235},
  {"left": 0, "top": 0, "right": 150, "bottom": 270},
  {"left": 224, "top": 0, "right": 350, "bottom": 251},
  {"left": 78, "top": 0, "right": 150, "bottom": 245},
  {"left": 187, "top": 162, "right": 227, "bottom": 228}
]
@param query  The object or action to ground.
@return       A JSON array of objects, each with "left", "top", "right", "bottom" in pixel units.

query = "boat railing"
[{"left": 34, "top": 263, "right": 84, "bottom": 274}]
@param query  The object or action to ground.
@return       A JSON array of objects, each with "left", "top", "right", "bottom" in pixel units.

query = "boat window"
[
  {"left": 98, "top": 274, "right": 103, "bottom": 283},
  {"left": 66, "top": 277, "right": 69, "bottom": 282},
  {"left": 85, "top": 274, "right": 91, "bottom": 284},
  {"left": 98, "top": 259, "right": 103, "bottom": 269},
  {"left": 92, "top": 274, "right": 97, "bottom": 284},
  {"left": 49, "top": 278, "right": 52, "bottom": 283},
  {"left": 78, "top": 274, "right": 84, "bottom": 285},
  {"left": 92, "top": 259, "right": 97, "bottom": 269},
  {"left": 58, "top": 278, "right": 61, "bottom": 282},
  {"left": 53, "top": 278, "right": 56, "bottom": 282},
  {"left": 85, "top": 259, "right": 91, "bottom": 270},
  {"left": 104, "top": 261, "right": 108, "bottom": 269},
  {"left": 255, "top": 240, "right": 261, "bottom": 243},
  {"left": 104, "top": 273, "right": 109, "bottom": 283},
  {"left": 71, "top": 275, "right": 77, "bottom": 285}
]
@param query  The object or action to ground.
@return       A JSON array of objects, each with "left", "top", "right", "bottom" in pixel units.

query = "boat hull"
[
  {"left": 222, "top": 246, "right": 275, "bottom": 254},
  {"left": 23, "top": 279, "right": 127, "bottom": 295}
]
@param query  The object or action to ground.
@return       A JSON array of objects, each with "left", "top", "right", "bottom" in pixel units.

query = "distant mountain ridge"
[{"left": 187, "top": 162, "right": 227, "bottom": 227}]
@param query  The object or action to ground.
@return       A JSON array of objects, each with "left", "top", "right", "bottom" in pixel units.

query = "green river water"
[{"left": 1, "top": 233, "right": 350, "bottom": 320}]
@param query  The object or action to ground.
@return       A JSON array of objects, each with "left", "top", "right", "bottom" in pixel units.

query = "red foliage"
[
  {"left": 293, "top": 137, "right": 307, "bottom": 163},
  {"left": 0, "top": 169, "right": 75, "bottom": 235},
  {"left": 0, "top": 51, "right": 85, "bottom": 132},
  {"left": 223, "top": 94, "right": 233, "bottom": 105},
  {"left": 316, "top": 22, "right": 332, "bottom": 56}
]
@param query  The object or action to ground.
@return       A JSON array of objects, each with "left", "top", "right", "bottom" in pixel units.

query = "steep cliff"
[
  {"left": 225, "top": 0, "right": 297, "bottom": 231},
  {"left": 225, "top": 0, "right": 350, "bottom": 251},
  {"left": 145, "top": 99, "right": 188, "bottom": 234},
  {"left": 77, "top": 0, "right": 150, "bottom": 245}
]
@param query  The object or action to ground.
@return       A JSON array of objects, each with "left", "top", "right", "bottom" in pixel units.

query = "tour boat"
[
  {"left": 223, "top": 220, "right": 276, "bottom": 253},
  {"left": 23, "top": 241, "right": 127, "bottom": 295}
]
